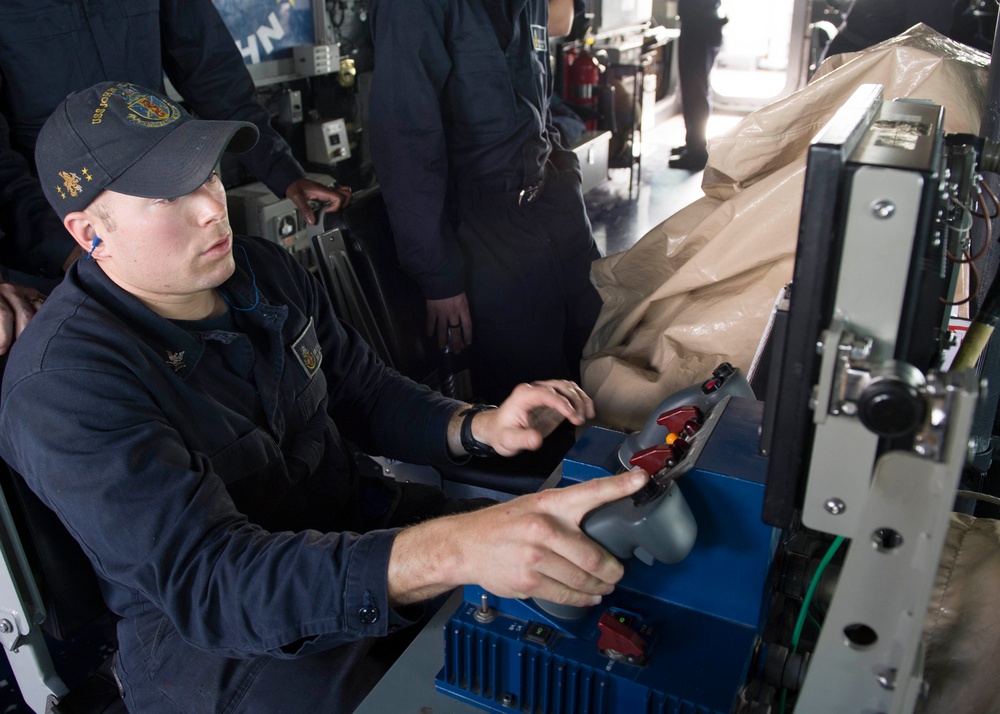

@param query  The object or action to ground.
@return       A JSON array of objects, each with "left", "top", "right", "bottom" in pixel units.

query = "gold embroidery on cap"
[{"left": 58, "top": 171, "right": 83, "bottom": 198}]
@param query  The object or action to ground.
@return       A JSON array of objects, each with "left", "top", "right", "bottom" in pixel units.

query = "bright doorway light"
[{"left": 711, "top": 0, "right": 810, "bottom": 111}]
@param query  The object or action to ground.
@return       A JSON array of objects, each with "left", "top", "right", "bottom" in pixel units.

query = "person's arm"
[
  {"left": 0, "top": 349, "right": 412, "bottom": 658},
  {"left": 388, "top": 470, "right": 649, "bottom": 606},
  {"left": 158, "top": 0, "right": 349, "bottom": 225},
  {"left": 384, "top": 377, "right": 627, "bottom": 607},
  {"left": 0, "top": 108, "right": 79, "bottom": 276},
  {"left": 369, "top": 0, "right": 473, "bottom": 351},
  {"left": 445, "top": 379, "right": 595, "bottom": 457}
]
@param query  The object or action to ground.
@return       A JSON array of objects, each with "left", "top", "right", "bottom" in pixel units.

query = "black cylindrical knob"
[{"left": 858, "top": 378, "right": 925, "bottom": 437}]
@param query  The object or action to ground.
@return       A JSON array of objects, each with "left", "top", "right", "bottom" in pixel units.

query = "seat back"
[
  {"left": 0, "top": 462, "right": 123, "bottom": 713},
  {"left": 0, "top": 464, "right": 107, "bottom": 641},
  {"left": 314, "top": 187, "right": 440, "bottom": 385}
]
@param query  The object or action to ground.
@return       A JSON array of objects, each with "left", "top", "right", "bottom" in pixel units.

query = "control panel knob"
[{"left": 857, "top": 362, "right": 926, "bottom": 438}]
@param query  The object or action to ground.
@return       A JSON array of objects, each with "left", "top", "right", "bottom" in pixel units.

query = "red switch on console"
[{"left": 597, "top": 612, "right": 647, "bottom": 664}]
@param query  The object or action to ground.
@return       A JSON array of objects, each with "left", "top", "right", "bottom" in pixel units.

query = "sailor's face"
[{"left": 89, "top": 172, "right": 236, "bottom": 312}]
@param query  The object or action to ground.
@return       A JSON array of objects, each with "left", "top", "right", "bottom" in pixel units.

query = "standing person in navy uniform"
[
  {"left": 368, "top": 0, "right": 603, "bottom": 405},
  {"left": 669, "top": 0, "right": 727, "bottom": 172}
]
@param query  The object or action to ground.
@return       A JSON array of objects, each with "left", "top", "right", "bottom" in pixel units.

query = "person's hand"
[
  {"left": 284, "top": 178, "right": 353, "bottom": 226},
  {"left": 0, "top": 282, "right": 47, "bottom": 355},
  {"left": 427, "top": 294, "right": 472, "bottom": 352},
  {"left": 387, "top": 470, "right": 650, "bottom": 607},
  {"left": 474, "top": 380, "right": 595, "bottom": 456}
]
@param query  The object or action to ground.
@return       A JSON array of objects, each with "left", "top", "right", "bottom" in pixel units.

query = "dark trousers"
[
  {"left": 456, "top": 151, "right": 603, "bottom": 404},
  {"left": 677, "top": 18, "right": 723, "bottom": 153}
]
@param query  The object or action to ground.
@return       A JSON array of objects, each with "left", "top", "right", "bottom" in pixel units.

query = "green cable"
[
  {"left": 779, "top": 535, "right": 846, "bottom": 714},
  {"left": 792, "top": 536, "right": 844, "bottom": 652}
]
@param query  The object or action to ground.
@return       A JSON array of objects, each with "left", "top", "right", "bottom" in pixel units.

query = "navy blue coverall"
[
  {"left": 0, "top": 0, "right": 307, "bottom": 280},
  {"left": 0, "top": 237, "right": 469, "bottom": 713},
  {"left": 368, "top": 0, "right": 603, "bottom": 404}
]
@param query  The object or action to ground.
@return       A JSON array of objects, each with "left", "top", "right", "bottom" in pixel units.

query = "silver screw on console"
[
  {"left": 824, "top": 498, "right": 846, "bottom": 515},
  {"left": 872, "top": 200, "right": 896, "bottom": 219},
  {"left": 877, "top": 667, "right": 897, "bottom": 690}
]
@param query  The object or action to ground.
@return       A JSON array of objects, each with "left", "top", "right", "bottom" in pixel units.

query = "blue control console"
[{"left": 435, "top": 393, "right": 780, "bottom": 713}]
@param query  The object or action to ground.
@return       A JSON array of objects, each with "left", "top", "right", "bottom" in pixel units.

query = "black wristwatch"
[{"left": 459, "top": 404, "right": 498, "bottom": 457}]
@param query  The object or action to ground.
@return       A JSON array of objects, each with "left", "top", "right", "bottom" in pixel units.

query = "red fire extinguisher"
[{"left": 563, "top": 38, "right": 601, "bottom": 131}]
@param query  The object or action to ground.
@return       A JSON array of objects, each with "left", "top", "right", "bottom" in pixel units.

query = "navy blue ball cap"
[{"left": 35, "top": 81, "right": 259, "bottom": 220}]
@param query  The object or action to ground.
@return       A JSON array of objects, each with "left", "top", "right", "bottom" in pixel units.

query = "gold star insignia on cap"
[{"left": 82, "top": 168, "right": 92, "bottom": 181}]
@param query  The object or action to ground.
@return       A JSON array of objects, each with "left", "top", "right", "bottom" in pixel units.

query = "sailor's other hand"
[
  {"left": 0, "top": 282, "right": 47, "bottom": 355},
  {"left": 427, "top": 294, "right": 472, "bottom": 352},
  {"left": 286, "top": 178, "right": 353, "bottom": 226},
  {"left": 474, "top": 380, "right": 595, "bottom": 456}
]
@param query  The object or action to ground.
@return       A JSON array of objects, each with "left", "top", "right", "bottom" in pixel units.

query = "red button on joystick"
[
  {"left": 656, "top": 406, "right": 703, "bottom": 436},
  {"left": 629, "top": 443, "right": 675, "bottom": 474}
]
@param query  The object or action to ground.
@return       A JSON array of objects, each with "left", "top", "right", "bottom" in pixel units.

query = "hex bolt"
[
  {"left": 825, "top": 498, "right": 846, "bottom": 515},
  {"left": 0, "top": 620, "right": 13, "bottom": 634},
  {"left": 877, "top": 667, "right": 897, "bottom": 690},
  {"left": 872, "top": 200, "right": 896, "bottom": 219}
]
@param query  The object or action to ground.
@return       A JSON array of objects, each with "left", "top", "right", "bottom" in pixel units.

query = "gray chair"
[{"left": 0, "top": 462, "right": 124, "bottom": 713}]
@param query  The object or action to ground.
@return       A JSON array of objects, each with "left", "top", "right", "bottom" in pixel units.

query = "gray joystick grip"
[{"left": 580, "top": 479, "right": 697, "bottom": 566}]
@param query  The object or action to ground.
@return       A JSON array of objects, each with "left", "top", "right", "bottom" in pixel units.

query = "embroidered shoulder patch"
[
  {"left": 291, "top": 317, "right": 323, "bottom": 377},
  {"left": 530, "top": 24, "right": 548, "bottom": 52}
]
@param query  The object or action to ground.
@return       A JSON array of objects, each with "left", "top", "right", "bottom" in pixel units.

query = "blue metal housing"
[{"left": 436, "top": 397, "right": 779, "bottom": 713}]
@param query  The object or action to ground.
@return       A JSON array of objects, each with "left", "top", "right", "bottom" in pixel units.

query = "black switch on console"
[{"left": 523, "top": 622, "right": 555, "bottom": 646}]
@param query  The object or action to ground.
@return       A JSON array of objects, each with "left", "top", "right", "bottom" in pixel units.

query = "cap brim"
[{"left": 105, "top": 120, "right": 259, "bottom": 200}]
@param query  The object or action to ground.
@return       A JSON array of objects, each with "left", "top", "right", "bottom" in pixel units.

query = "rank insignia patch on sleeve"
[{"left": 292, "top": 317, "right": 323, "bottom": 377}]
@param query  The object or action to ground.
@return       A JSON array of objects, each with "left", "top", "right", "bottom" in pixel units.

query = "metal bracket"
[{"left": 795, "top": 368, "right": 979, "bottom": 713}]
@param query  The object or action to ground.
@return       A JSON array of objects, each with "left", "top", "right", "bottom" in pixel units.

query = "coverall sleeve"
[
  {"left": 0, "top": 359, "right": 414, "bottom": 658},
  {"left": 368, "top": 0, "right": 467, "bottom": 300},
  {"left": 158, "top": 0, "right": 306, "bottom": 198}
]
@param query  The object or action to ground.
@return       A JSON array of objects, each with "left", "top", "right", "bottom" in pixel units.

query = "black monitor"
[{"left": 759, "top": 84, "right": 964, "bottom": 528}]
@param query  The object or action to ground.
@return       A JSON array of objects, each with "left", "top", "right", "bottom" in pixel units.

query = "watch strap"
[{"left": 459, "top": 404, "right": 498, "bottom": 457}]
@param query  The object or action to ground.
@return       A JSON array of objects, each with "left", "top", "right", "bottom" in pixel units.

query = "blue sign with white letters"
[{"left": 213, "top": 0, "right": 315, "bottom": 64}]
